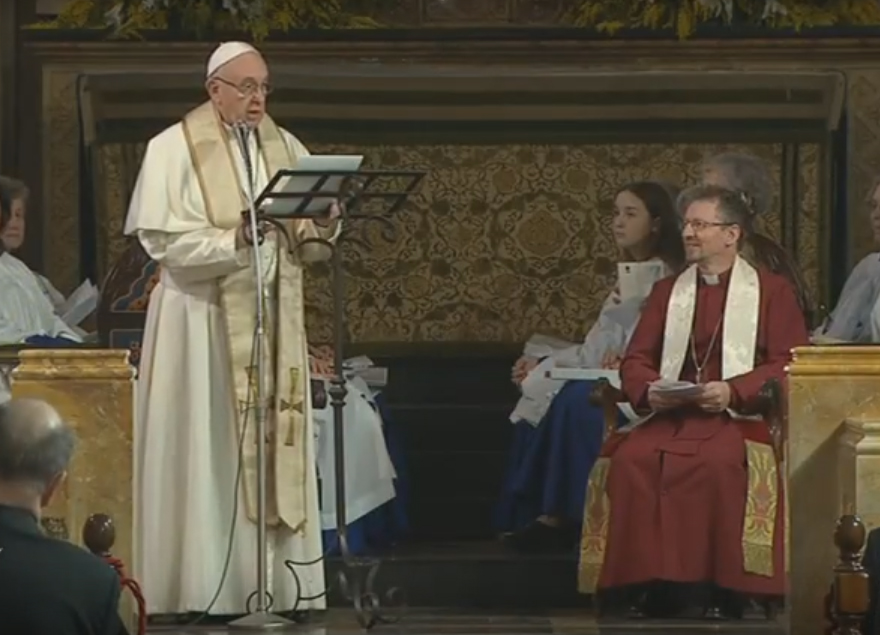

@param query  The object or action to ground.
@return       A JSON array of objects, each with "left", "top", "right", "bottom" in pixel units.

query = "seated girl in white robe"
[
  {"left": 0, "top": 185, "right": 82, "bottom": 402},
  {"left": 309, "top": 345, "right": 401, "bottom": 553},
  {"left": 815, "top": 177, "right": 880, "bottom": 343},
  {"left": 497, "top": 180, "right": 685, "bottom": 553}
]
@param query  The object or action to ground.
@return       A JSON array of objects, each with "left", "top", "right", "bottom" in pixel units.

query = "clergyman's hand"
[
  {"left": 235, "top": 216, "right": 273, "bottom": 249},
  {"left": 647, "top": 387, "right": 689, "bottom": 413},
  {"left": 315, "top": 200, "right": 343, "bottom": 228},
  {"left": 697, "top": 381, "right": 731, "bottom": 413},
  {"left": 600, "top": 351, "right": 621, "bottom": 370},
  {"left": 511, "top": 356, "right": 539, "bottom": 385}
]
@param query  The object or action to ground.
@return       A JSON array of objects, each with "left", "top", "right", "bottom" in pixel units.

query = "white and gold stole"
[
  {"left": 660, "top": 255, "right": 760, "bottom": 419},
  {"left": 182, "top": 101, "right": 310, "bottom": 532}
]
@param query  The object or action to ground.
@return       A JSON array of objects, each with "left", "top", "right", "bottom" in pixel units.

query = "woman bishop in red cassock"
[{"left": 577, "top": 183, "right": 810, "bottom": 619}]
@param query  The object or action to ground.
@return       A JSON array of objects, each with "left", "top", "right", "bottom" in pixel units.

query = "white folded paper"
[
  {"left": 603, "top": 296, "right": 645, "bottom": 331},
  {"left": 260, "top": 154, "right": 364, "bottom": 217},
  {"left": 618, "top": 260, "right": 667, "bottom": 301},
  {"left": 648, "top": 379, "right": 703, "bottom": 399},
  {"left": 59, "top": 279, "right": 98, "bottom": 327},
  {"left": 342, "top": 356, "right": 388, "bottom": 388}
]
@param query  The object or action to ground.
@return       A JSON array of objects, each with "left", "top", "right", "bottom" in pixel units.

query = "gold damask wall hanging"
[{"left": 299, "top": 141, "right": 820, "bottom": 345}]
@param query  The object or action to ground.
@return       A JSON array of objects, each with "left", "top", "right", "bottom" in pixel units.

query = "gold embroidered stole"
[{"left": 182, "top": 101, "right": 309, "bottom": 532}]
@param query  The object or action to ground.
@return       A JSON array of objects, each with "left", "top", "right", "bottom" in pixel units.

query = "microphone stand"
[{"left": 228, "top": 122, "right": 295, "bottom": 632}]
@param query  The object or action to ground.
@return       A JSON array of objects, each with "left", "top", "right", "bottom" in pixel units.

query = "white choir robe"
[
  {"left": 0, "top": 252, "right": 82, "bottom": 403},
  {"left": 815, "top": 252, "right": 880, "bottom": 342},
  {"left": 125, "top": 115, "right": 331, "bottom": 614},
  {"left": 511, "top": 261, "right": 670, "bottom": 426},
  {"left": 35, "top": 273, "right": 66, "bottom": 312},
  {"left": 313, "top": 375, "right": 396, "bottom": 530}
]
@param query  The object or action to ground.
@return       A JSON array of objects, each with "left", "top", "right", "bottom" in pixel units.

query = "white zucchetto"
[{"left": 206, "top": 41, "right": 258, "bottom": 79}]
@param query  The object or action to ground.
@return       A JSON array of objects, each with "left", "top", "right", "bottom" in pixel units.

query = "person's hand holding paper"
[{"left": 647, "top": 379, "right": 703, "bottom": 412}]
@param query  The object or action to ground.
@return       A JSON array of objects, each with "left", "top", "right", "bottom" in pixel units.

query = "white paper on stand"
[
  {"left": 259, "top": 154, "right": 364, "bottom": 217},
  {"left": 60, "top": 279, "right": 98, "bottom": 327},
  {"left": 618, "top": 260, "right": 667, "bottom": 301}
]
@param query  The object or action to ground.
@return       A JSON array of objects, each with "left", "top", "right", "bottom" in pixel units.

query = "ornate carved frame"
[{"left": 21, "top": 37, "right": 878, "bottom": 297}]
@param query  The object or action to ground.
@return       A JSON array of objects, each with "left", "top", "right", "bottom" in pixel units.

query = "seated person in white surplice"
[
  {"left": 0, "top": 187, "right": 82, "bottom": 403},
  {"left": 0, "top": 176, "right": 67, "bottom": 312},
  {"left": 814, "top": 177, "right": 880, "bottom": 343},
  {"left": 499, "top": 181, "right": 685, "bottom": 553},
  {"left": 308, "top": 345, "right": 396, "bottom": 545}
]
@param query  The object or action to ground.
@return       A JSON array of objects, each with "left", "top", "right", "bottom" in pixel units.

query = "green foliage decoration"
[
  {"left": 564, "top": 0, "right": 880, "bottom": 39},
  {"left": 29, "top": 0, "right": 386, "bottom": 40}
]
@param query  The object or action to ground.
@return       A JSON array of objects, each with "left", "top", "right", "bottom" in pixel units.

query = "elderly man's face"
[
  {"left": 1, "top": 198, "right": 26, "bottom": 251},
  {"left": 207, "top": 52, "right": 269, "bottom": 128}
]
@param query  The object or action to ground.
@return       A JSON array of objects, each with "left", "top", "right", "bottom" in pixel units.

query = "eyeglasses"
[
  {"left": 214, "top": 76, "right": 273, "bottom": 97},
  {"left": 681, "top": 219, "right": 735, "bottom": 232}
]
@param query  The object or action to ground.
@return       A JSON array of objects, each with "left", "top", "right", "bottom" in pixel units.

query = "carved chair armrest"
[
  {"left": 83, "top": 514, "right": 146, "bottom": 635},
  {"left": 589, "top": 378, "right": 626, "bottom": 440},
  {"left": 755, "top": 377, "right": 785, "bottom": 462}
]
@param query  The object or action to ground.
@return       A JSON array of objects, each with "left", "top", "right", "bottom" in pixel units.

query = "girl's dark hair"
[{"left": 617, "top": 180, "right": 686, "bottom": 272}]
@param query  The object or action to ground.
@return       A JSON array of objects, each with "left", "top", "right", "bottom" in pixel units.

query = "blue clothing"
[
  {"left": 322, "top": 394, "right": 409, "bottom": 555},
  {"left": 495, "top": 379, "right": 625, "bottom": 532}
]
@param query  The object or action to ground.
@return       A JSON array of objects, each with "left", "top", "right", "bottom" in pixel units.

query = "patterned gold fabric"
[
  {"left": 90, "top": 141, "right": 819, "bottom": 344},
  {"left": 743, "top": 439, "right": 780, "bottom": 577}
]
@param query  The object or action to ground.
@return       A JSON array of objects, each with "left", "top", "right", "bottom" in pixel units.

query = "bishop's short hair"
[{"left": 677, "top": 184, "right": 755, "bottom": 237}]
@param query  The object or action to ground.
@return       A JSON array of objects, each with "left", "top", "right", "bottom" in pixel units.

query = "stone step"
[{"left": 325, "top": 540, "right": 585, "bottom": 610}]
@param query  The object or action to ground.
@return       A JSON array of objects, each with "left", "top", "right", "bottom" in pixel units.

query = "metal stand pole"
[{"left": 229, "top": 123, "right": 296, "bottom": 631}]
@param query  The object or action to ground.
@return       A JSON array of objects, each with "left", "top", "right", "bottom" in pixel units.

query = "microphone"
[{"left": 232, "top": 119, "right": 255, "bottom": 198}]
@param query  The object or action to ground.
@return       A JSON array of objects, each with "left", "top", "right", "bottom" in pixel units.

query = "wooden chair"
[
  {"left": 589, "top": 377, "right": 785, "bottom": 462},
  {"left": 82, "top": 514, "right": 146, "bottom": 635},
  {"left": 824, "top": 513, "right": 870, "bottom": 634},
  {"left": 588, "top": 377, "right": 785, "bottom": 619}
]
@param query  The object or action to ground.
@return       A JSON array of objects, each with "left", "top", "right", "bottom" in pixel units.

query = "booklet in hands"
[{"left": 647, "top": 379, "right": 703, "bottom": 400}]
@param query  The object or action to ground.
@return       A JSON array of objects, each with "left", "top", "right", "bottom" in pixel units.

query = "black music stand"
[{"left": 254, "top": 167, "right": 425, "bottom": 629}]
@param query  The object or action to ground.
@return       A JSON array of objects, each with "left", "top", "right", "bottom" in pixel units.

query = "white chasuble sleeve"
[{"left": 124, "top": 126, "right": 250, "bottom": 283}]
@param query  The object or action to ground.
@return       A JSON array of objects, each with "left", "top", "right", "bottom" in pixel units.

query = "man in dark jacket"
[{"left": 0, "top": 398, "right": 128, "bottom": 635}]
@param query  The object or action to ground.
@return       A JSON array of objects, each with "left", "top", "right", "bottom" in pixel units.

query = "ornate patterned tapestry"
[{"left": 92, "top": 139, "right": 819, "bottom": 344}]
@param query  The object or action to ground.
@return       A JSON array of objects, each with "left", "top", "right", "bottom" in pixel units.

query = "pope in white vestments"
[{"left": 125, "top": 42, "right": 339, "bottom": 615}]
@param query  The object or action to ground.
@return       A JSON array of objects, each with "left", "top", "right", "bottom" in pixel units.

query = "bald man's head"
[{"left": 0, "top": 399, "right": 74, "bottom": 492}]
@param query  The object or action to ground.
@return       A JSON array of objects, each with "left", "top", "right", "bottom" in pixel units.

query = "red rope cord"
[{"left": 104, "top": 555, "right": 146, "bottom": 635}]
